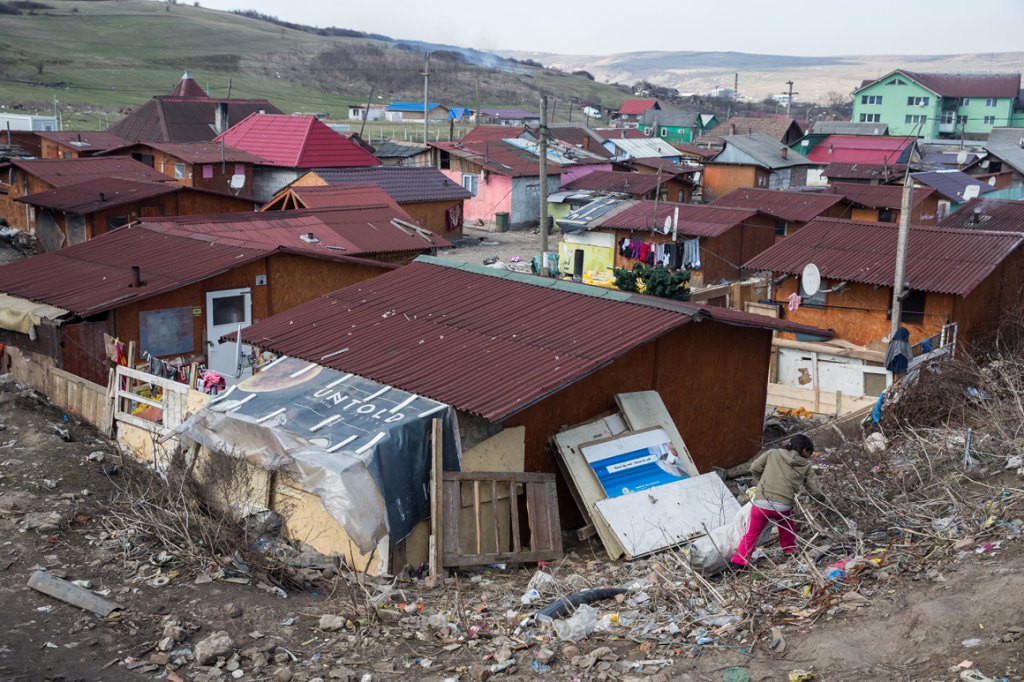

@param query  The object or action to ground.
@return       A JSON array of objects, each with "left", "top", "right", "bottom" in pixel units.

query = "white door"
[{"left": 206, "top": 288, "right": 252, "bottom": 383}]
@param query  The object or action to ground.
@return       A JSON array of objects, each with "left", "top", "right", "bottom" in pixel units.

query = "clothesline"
[{"left": 618, "top": 237, "right": 701, "bottom": 270}]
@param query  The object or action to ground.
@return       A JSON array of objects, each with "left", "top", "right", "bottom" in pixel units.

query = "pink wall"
[
  {"left": 559, "top": 163, "right": 613, "bottom": 188},
  {"left": 441, "top": 169, "right": 513, "bottom": 224}
]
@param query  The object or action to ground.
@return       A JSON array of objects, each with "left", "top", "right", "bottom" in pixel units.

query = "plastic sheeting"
[
  {"left": 173, "top": 356, "right": 458, "bottom": 553},
  {"left": 0, "top": 293, "right": 67, "bottom": 336}
]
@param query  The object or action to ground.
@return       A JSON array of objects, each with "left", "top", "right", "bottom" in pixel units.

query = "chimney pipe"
[
  {"left": 131, "top": 265, "right": 142, "bottom": 287},
  {"left": 972, "top": 208, "right": 981, "bottom": 224},
  {"left": 215, "top": 101, "right": 229, "bottom": 135},
  {"left": 99, "top": 192, "right": 105, "bottom": 202},
  {"left": 781, "top": 147, "right": 788, "bottom": 159}
]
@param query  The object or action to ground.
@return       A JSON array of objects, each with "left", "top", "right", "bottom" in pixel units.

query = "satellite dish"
[
  {"left": 801, "top": 263, "right": 821, "bottom": 297},
  {"left": 986, "top": 177, "right": 997, "bottom": 186},
  {"left": 663, "top": 215, "right": 673, "bottom": 234},
  {"left": 229, "top": 174, "right": 246, "bottom": 190},
  {"left": 956, "top": 150, "right": 968, "bottom": 165},
  {"left": 963, "top": 185, "right": 981, "bottom": 201}
]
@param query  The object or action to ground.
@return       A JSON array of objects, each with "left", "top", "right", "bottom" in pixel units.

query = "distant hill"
[
  {"left": 0, "top": 0, "right": 627, "bottom": 122},
  {"left": 498, "top": 49, "right": 1024, "bottom": 103}
]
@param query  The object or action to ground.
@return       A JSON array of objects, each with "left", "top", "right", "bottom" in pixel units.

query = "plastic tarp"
[
  {"left": 173, "top": 356, "right": 459, "bottom": 553},
  {"left": 0, "top": 293, "right": 67, "bottom": 337}
]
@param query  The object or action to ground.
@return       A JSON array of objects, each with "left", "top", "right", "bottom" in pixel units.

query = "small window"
[
  {"left": 439, "top": 150, "right": 451, "bottom": 170},
  {"left": 461, "top": 173, "right": 478, "bottom": 196},
  {"left": 174, "top": 163, "right": 186, "bottom": 179},
  {"left": 62, "top": 151, "right": 72, "bottom": 159},
  {"left": 986, "top": 98, "right": 998, "bottom": 107},
  {"left": 885, "top": 78, "right": 907, "bottom": 86},
  {"left": 879, "top": 209, "right": 894, "bottom": 222},
  {"left": 860, "top": 95, "right": 882, "bottom": 105},
  {"left": 212, "top": 295, "right": 246, "bottom": 326},
  {"left": 940, "top": 110, "right": 955, "bottom": 124},
  {"left": 859, "top": 113, "right": 881, "bottom": 123},
  {"left": 107, "top": 216, "right": 129, "bottom": 230},
  {"left": 905, "top": 114, "right": 926, "bottom": 124},
  {"left": 984, "top": 116, "right": 996, "bottom": 125},
  {"left": 958, "top": 97, "right": 970, "bottom": 106},
  {"left": 660, "top": 127, "right": 668, "bottom": 137},
  {"left": 202, "top": 164, "right": 213, "bottom": 179},
  {"left": 907, "top": 96, "right": 930, "bottom": 106},
  {"left": 774, "top": 220, "right": 788, "bottom": 237},
  {"left": 800, "top": 278, "right": 826, "bottom": 308},
  {"left": 956, "top": 115, "right": 968, "bottom": 125},
  {"left": 899, "top": 290, "right": 927, "bottom": 325}
]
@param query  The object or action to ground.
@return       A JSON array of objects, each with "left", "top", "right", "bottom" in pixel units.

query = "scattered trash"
[
  {"left": 722, "top": 668, "right": 751, "bottom": 682},
  {"left": 27, "top": 571, "right": 123, "bottom": 619},
  {"left": 962, "top": 638, "right": 984, "bottom": 647},
  {"left": 552, "top": 603, "right": 598, "bottom": 642},
  {"left": 788, "top": 671, "right": 815, "bottom": 682}
]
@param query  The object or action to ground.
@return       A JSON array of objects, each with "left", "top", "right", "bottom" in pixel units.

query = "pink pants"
[{"left": 731, "top": 505, "right": 797, "bottom": 566}]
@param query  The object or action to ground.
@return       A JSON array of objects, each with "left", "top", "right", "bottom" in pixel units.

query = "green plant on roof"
[{"left": 613, "top": 263, "right": 691, "bottom": 301}]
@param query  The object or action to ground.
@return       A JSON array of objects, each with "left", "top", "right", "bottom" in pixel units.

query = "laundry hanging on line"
[{"left": 618, "top": 237, "right": 702, "bottom": 270}]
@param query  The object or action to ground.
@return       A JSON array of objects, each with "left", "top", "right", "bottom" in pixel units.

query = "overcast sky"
[{"left": 195, "top": 0, "right": 1024, "bottom": 56}]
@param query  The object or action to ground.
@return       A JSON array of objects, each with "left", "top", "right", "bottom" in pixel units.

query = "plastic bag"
[
  {"left": 686, "top": 503, "right": 775, "bottom": 575},
  {"left": 553, "top": 604, "right": 598, "bottom": 642}
]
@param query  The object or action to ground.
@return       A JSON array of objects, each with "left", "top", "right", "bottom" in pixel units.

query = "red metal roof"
[
  {"left": 711, "top": 188, "right": 844, "bottom": 222},
  {"left": 215, "top": 114, "right": 380, "bottom": 169},
  {"left": 938, "top": 197, "right": 1024, "bottom": 233},
  {"left": 0, "top": 226, "right": 271, "bottom": 316},
  {"left": 460, "top": 126, "right": 529, "bottom": 144},
  {"left": 565, "top": 170, "right": 667, "bottom": 196},
  {"left": 618, "top": 99, "right": 659, "bottom": 116},
  {"left": 743, "top": 217, "right": 1023, "bottom": 296},
  {"left": 36, "top": 131, "right": 128, "bottom": 153},
  {"left": 431, "top": 140, "right": 565, "bottom": 177},
  {"left": 826, "top": 182, "right": 934, "bottom": 210},
  {"left": 804, "top": 135, "right": 915, "bottom": 165},
  {"left": 235, "top": 257, "right": 827, "bottom": 421},
  {"left": 15, "top": 178, "right": 182, "bottom": 214},
  {"left": 108, "top": 98, "right": 282, "bottom": 143},
  {"left": 596, "top": 200, "right": 760, "bottom": 238},
  {"left": 7, "top": 156, "right": 172, "bottom": 188}
]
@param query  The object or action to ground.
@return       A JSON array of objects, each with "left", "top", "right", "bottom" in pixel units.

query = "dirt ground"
[
  {"left": 0, "top": 374, "right": 1022, "bottom": 682},
  {"left": 437, "top": 226, "right": 559, "bottom": 272}
]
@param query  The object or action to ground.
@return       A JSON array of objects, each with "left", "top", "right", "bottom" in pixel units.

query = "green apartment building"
[{"left": 852, "top": 70, "right": 1024, "bottom": 138}]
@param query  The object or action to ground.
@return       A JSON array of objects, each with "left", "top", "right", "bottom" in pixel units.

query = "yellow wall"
[{"left": 558, "top": 231, "right": 616, "bottom": 278}]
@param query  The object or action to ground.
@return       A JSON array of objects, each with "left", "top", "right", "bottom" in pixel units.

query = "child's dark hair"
[{"left": 788, "top": 434, "right": 814, "bottom": 455}]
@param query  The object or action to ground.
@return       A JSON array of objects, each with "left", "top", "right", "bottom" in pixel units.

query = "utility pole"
[
  {"left": 358, "top": 85, "right": 374, "bottom": 140},
  {"left": 783, "top": 80, "right": 798, "bottom": 117},
  {"left": 422, "top": 54, "right": 431, "bottom": 144},
  {"left": 538, "top": 95, "right": 549, "bottom": 275},
  {"left": 733, "top": 72, "right": 739, "bottom": 101},
  {"left": 889, "top": 171, "right": 914, "bottom": 338}
]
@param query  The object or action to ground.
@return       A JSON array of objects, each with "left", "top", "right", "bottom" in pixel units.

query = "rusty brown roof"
[
  {"left": 826, "top": 182, "right": 934, "bottom": 210},
  {"left": 937, "top": 197, "right": 1024, "bottom": 233},
  {"left": 743, "top": 217, "right": 1023, "bottom": 296},
  {"left": 235, "top": 256, "right": 829, "bottom": 421},
  {"left": 7, "top": 156, "right": 172, "bottom": 188},
  {"left": 595, "top": 200, "right": 760, "bottom": 237},
  {"left": 711, "top": 188, "right": 844, "bottom": 222}
]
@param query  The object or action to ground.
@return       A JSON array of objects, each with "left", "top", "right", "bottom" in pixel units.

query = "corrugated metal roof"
[
  {"left": 546, "top": 125, "right": 613, "bottom": 159},
  {"left": 713, "top": 135, "right": 812, "bottom": 170},
  {"left": 0, "top": 226, "right": 271, "bottom": 316},
  {"left": 711, "top": 188, "right": 844, "bottom": 222},
  {"left": 215, "top": 114, "right": 380, "bottom": 169},
  {"left": 235, "top": 256, "right": 827, "bottom": 421},
  {"left": 617, "top": 99, "right": 659, "bottom": 115},
  {"left": 897, "top": 71, "right": 1021, "bottom": 98},
  {"left": 564, "top": 170, "right": 664, "bottom": 196},
  {"left": 672, "top": 143, "right": 717, "bottom": 158},
  {"left": 823, "top": 162, "right": 907, "bottom": 182},
  {"left": 108, "top": 98, "right": 282, "bottom": 143},
  {"left": 372, "top": 141, "right": 429, "bottom": 159},
  {"left": 604, "top": 137, "right": 680, "bottom": 159},
  {"left": 743, "top": 217, "right": 1023, "bottom": 296},
  {"left": 479, "top": 108, "right": 538, "bottom": 120},
  {"left": 8, "top": 156, "right": 172, "bottom": 188},
  {"left": 596, "top": 128, "right": 647, "bottom": 140},
  {"left": 36, "top": 131, "right": 128, "bottom": 152},
  {"left": 461, "top": 126, "right": 529, "bottom": 144},
  {"left": 697, "top": 116, "right": 803, "bottom": 147},
  {"left": 308, "top": 166, "right": 472, "bottom": 203},
  {"left": 430, "top": 140, "right": 565, "bottom": 177},
  {"left": 596, "top": 200, "right": 759, "bottom": 238},
  {"left": 826, "top": 182, "right": 935, "bottom": 210},
  {"left": 804, "top": 135, "right": 916, "bottom": 165},
  {"left": 938, "top": 197, "right": 1024, "bottom": 232},
  {"left": 631, "top": 157, "right": 699, "bottom": 175},
  {"left": 641, "top": 110, "right": 699, "bottom": 127},
  {"left": 166, "top": 73, "right": 208, "bottom": 98},
  {"left": 15, "top": 178, "right": 181, "bottom": 214},
  {"left": 985, "top": 127, "right": 1024, "bottom": 175},
  {"left": 135, "top": 141, "right": 267, "bottom": 164},
  {"left": 809, "top": 121, "right": 889, "bottom": 136},
  {"left": 386, "top": 102, "right": 444, "bottom": 112},
  {"left": 911, "top": 170, "right": 997, "bottom": 203}
]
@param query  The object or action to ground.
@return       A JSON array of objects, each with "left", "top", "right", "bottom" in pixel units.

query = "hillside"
[
  {"left": 0, "top": 0, "right": 627, "bottom": 125},
  {"left": 500, "top": 49, "right": 1024, "bottom": 103}
]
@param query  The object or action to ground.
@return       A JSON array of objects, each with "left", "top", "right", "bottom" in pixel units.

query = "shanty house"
[
  {"left": 824, "top": 182, "right": 940, "bottom": 224},
  {"left": 214, "top": 114, "right": 381, "bottom": 202},
  {"left": 710, "top": 188, "right": 847, "bottom": 241},
  {"left": 563, "top": 169, "right": 693, "bottom": 204},
  {"left": 232, "top": 256, "right": 828, "bottom": 527},
  {"left": 938, "top": 196, "right": 1024, "bottom": 232},
  {"left": 372, "top": 141, "right": 432, "bottom": 167},
  {"left": 702, "top": 134, "right": 813, "bottom": 201},
  {"left": 263, "top": 167, "right": 472, "bottom": 237},
  {"left": 0, "top": 200, "right": 449, "bottom": 386},
  {"left": 697, "top": 116, "right": 805, "bottom": 149},
  {"left": 476, "top": 109, "right": 539, "bottom": 126},
  {"left": 347, "top": 104, "right": 386, "bottom": 122},
  {"left": 983, "top": 128, "right": 1024, "bottom": 192},
  {"left": 384, "top": 102, "right": 450, "bottom": 122},
  {"left": 744, "top": 217, "right": 1024, "bottom": 347},
  {"left": 910, "top": 169, "right": 998, "bottom": 217},
  {"left": 101, "top": 141, "right": 266, "bottom": 199},
  {"left": 614, "top": 99, "right": 660, "bottom": 126},
  {"left": 38, "top": 132, "right": 128, "bottom": 159}
]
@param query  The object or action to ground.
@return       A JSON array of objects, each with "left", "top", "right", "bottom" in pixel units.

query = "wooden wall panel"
[
  {"left": 61, "top": 318, "right": 114, "bottom": 385},
  {"left": 702, "top": 165, "right": 759, "bottom": 202},
  {"left": 267, "top": 253, "right": 392, "bottom": 314},
  {"left": 400, "top": 199, "right": 463, "bottom": 237}
]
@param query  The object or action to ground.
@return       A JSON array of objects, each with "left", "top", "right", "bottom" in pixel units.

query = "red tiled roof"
[
  {"left": 235, "top": 257, "right": 828, "bottom": 421},
  {"left": 15, "top": 178, "right": 182, "bottom": 214},
  {"left": 823, "top": 162, "right": 907, "bottom": 182},
  {"left": 216, "top": 114, "right": 380, "bottom": 169},
  {"left": 826, "top": 182, "right": 934, "bottom": 210},
  {"left": 743, "top": 217, "right": 1023, "bottom": 296},
  {"left": 565, "top": 170, "right": 666, "bottom": 196},
  {"left": 36, "top": 131, "right": 128, "bottom": 153},
  {"left": 863, "top": 71, "right": 1022, "bottom": 98},
  {"left": 6, "top": 156, "right": 171, "bottom": 188},
  {"left": 618, "top": 99, "right": 659, "bottom": 116},
  {"left": 108, "top": 98, "right": 282, "bottom": 143},
  {"left": 711, "top": 188, "right": 844, "bottom": 222},
  {"left": 937, "top": 197, "right": 1024, "bottom": 233},
  {"left": 303, "top": 167, "right": 472, "bottom": 203},
  {"left": 596, "top": 200, "right": 760, "bottom": 238},
  {"left": 460, "top": 126, "right": 529, "bottom": 144},
  {"left": 596, "top": 128, "right": 647, "bottom": 140},
  {"left": 804, "top": 135, "right": 916, "bottom": 165}
]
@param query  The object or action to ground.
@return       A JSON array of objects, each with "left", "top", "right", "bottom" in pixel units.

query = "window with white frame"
[
  {"left": 907, "top": 96, "right": 930, "bottom": 106},
  {"left": 940, "top": 111, "right": 955, "bottom": 124},
  {"left": 984, "top": 116, "right": 997, "bottom": 125},
  {"left": 461, "top": 173, "right": 478, "bottom": 196},
  {"left": 174, "top": 163, "right": 186, "bottom": 179},
  {"left": 886, "top": 78, "right": 907, "bottom": 86},
  {"left": 861, "top": 95, "right": 883, "bottom": 105},
  {"left": 958, "top": 97, "right": 970, "bottom": 106},
  {"left": 986, "top": 98, "right": 998, "bottom": 107},
  {"left": 905, "top": 114, "right": 927, "bottom": 124},
  {"left": 957, "top": 115, "right": 968, "bottom": 125},
  {"left": 860, "top": 113, "right": 881, "bottom": 122}
]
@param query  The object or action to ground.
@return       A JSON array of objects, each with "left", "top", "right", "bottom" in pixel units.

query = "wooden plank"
[
  {"left": 442, "top": 550, "right": 561, "bottom": 568},
  {"left": 429, "top": 418, "right": 444, "bottom": 578},
  {"left": 551, "top": 419, "right": 625, "bottom": 560},
  {"left": 441, "top": 480, "right": 461, "bottom": 555},
  {"left": 576, "top": 524, "right": 597, "bottom": 541},
  {"left": 616, "top": 391, "right": 698, "bottom": 477},
  {"left": 547, "top": 478, "right": 563, "bottom": 555},
  {"left": 509, "top": 482, "right": 521, "bottom": 553},
  {"left": 490, "top": 480, "right": 500, "bottom": 553},
  {"left": 594, "top": 473, "right": 740, "bottom": 559},
  {"left": 472, "top": 480, "right": 482, "bottom": 555},
  {"left": 116, "top": 390, "right": 163, "bottom": 410},
  {"left": 461, "top": 426, "right": 525, "bottom": 473}
]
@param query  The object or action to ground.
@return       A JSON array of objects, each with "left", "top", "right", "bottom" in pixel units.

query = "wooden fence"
[{"left": 7, "top": 346, "right": 111, "bottom": 430}]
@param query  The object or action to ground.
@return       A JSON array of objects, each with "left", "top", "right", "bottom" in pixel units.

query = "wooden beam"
[{"left": 428, "top": 417, "right": 444, "bottom": 579}]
